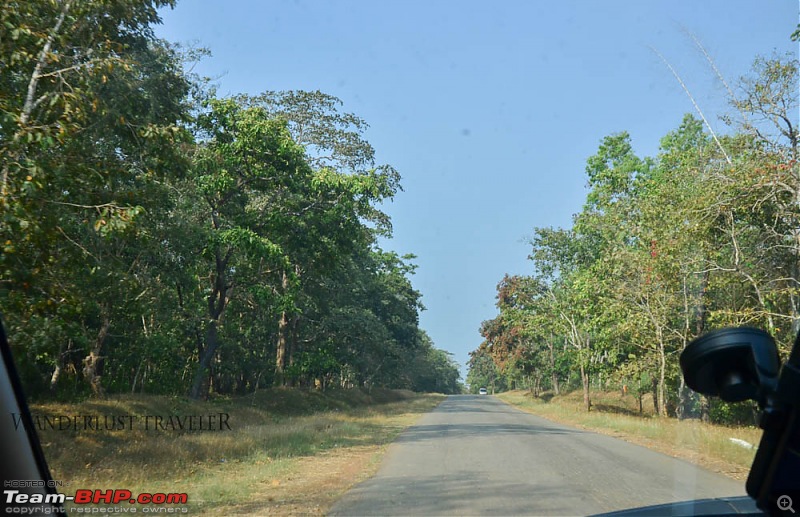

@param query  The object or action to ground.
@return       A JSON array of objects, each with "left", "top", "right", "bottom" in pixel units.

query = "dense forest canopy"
[
  {"left": 469, "top": 50, "right": 800, "bottom": 425},
  {"left": 0, "top": 0, "right": 461, "bottom": 399}
]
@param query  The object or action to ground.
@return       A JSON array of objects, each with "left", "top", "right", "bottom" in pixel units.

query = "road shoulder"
[{"left": 495, "top": 391, "right": 752, "bottom": 481}]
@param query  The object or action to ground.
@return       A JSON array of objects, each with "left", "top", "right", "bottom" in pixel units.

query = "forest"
[
  {"left": 468, "top": 51, "right": 800, "bottom": 425},
  {"left": 0, "top": 0, "right": 461, "bottom": 400}
]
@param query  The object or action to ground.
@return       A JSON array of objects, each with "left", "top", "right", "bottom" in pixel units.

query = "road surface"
[{"left": 330, "top": 395, "right": 748, "bottom": 516}]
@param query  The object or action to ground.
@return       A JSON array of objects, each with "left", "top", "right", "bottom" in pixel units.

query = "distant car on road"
[{"left": 478, "top": 387, "right": 488, "bottom": 395}]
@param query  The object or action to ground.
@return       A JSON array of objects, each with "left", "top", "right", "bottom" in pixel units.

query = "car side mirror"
[
  {"left": 681, "top": 326, "right": 800, "bottom": 514},
  {"left": 679, "top": 327, "right": 780, "bottom": 406}
]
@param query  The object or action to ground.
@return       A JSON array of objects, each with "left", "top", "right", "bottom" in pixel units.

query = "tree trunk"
[
  {"left": 189, "top": 246, "right": 230, "bottom": 400},
  {"left": 699, "top": 395, "right": 710, "bottom": 423},
  {"left": 83, "top": 316, "right": 110, "bottom": 397},
  {"left": 49, "top": 363, "right": 61, "bottom": 392},
  {"left": 285, "top": 314, "right": 299, "bottom": 387},
  {"left": 274, "top": 270, "right": 291, "bottom": 386},
  {"left": 49, "top": 339, "right": 72, "bottom": 392},
  {"left": 676, "top": 375, "right": 688, "bottom": 420},
  {"left": 552, "top": 372, "right": 560, "bottom": 395},
  {"left": 131, "top": 359, "right": 144, "bottom": 394},
  {"left": 289, "top": 314, "right": 299, "bottom": 366},
  {"left": 189, "top": 321, "right": 220, "bottom": 399},
  {"left": 651, "top": 377, "right": 660, "bottom": 415},
  {"left": 580, "top": 364, "right": 590, "bottom": 411},
  {"left": 696, "top": 270, "right": 709, "bottom": 334},
  {"left": 274, "top": 310, "right": 289, "bottom": 386},
  {"left": 547, "top": 339, "right": 560, "bottom": 395},
  {"left": 696, "top": 270, "right": 710, "bottom": 422},
  {"left": 657, "top": 330, "right": 668, "bottom": 417}
]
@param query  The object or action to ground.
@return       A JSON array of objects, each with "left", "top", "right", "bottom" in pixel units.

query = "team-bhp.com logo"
[{"left": 4, "top": 489, "right": 189, "bottom": 514}]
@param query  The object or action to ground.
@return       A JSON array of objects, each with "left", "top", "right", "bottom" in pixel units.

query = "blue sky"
[{"left": 155, "top": 1, "right": 798, "bottom": 379}]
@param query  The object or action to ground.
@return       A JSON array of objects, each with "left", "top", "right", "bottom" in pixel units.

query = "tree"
[
  {"left": 234, "top": 91, "right": 401, "bottom": 386},
  {"left": 471, "top": 54, "right": 800, "bottom": 424},
  {"left": 467, "top": 343, "right": 502, "bottom": 394},
  {"left": 0, "top": 0, "right": 191, "bottom": 397},
  {"left": 186, "top": 97, "right": 311, "bottom": 398},
  {"left": 1, "top": 4, "right": 436, "bottom": 402},
  {"left": 408, "top": 331, "right": 461, "bottom": 394}
]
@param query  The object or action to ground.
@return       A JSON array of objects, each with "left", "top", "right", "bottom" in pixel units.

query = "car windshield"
[{"left": 1, "top": 1, "right": 798, "bottom": 515}]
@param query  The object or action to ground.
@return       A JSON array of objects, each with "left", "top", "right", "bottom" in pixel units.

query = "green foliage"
[
  {"left": 708, "top": 400, "right": 759, "bottom": 426},
  {"left": 408, "top": 331, "right": 461, "bottom": 394},
  {"left": 466, "top": 344, "right": 504, "bottom": 393},
  {"left": 471, "top": 54, "right": 800, "bottom": 424},
  {"left": 0, "top": 2, "right": 448, "bottom": 401}
]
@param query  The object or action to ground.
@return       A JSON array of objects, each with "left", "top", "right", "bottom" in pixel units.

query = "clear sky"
[{"left": 155, "top": 1, "right": 798, "bottom": 379}]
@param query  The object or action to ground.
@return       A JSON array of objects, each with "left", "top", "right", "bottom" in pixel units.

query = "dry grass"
[
  {"left": 31, "top": 388, "right": 443, "bottom": 514},
  {"left": 497, "top": 390, "right": 761, "bottom": 481}
]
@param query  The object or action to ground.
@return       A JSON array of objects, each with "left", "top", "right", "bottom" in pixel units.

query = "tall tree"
[{"left": 0, "top": 0, "right": 191, "bottom": 396}]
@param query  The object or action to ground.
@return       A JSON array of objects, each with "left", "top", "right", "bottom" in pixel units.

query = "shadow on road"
[
  {"left": 394, "top": 422, "right": 584, "bottom": 444},
  {"left": 330, "top": 472, "right": 580, "bottom": 516},
  {"left": 432, "top": 404, "right": 512, "bottom": 414},
  {"left": 432, "top": 395, "right": 526, "bottom": 414}
]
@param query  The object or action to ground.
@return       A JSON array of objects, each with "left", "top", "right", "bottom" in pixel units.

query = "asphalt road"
[{"left": 330, "top": 395, "right": 748, "bottom": 516}]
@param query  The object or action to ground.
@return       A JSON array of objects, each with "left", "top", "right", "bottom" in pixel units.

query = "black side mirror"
[
  {"left": 680, "top": 327, "right": 780, "bottom": 406},
  {"left": 681, "top": 326, "right": 800, "bottom": 514}
]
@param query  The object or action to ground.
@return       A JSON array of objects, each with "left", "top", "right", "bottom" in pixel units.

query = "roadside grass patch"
[
  {"left": 31, "top": 388, "right": 443, "bottom": 513},
  {"left": 497, "top": 390, "right": 760, "bottom": 480}
]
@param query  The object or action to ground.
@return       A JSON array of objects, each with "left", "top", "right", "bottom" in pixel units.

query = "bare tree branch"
[
  {"left": 650, "top": 46, "right": 732, "bottom": 165},
  {"left": 21, "top": 0, "right": 73, "bottom": 126}
]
